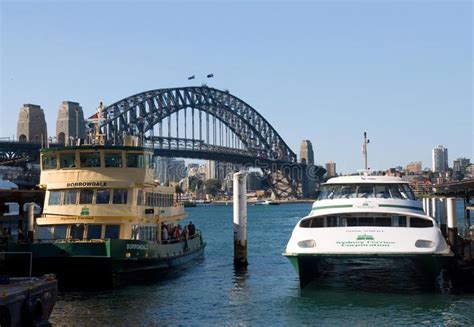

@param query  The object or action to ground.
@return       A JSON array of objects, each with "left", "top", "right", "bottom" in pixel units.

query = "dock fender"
[{"left": 22, "top": 297, "right": 43, "bottom": 326}]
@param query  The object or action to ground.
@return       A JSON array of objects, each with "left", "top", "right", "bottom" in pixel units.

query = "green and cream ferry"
[{"left": 9, "top": 143, "right": 205, "bottom": 286}]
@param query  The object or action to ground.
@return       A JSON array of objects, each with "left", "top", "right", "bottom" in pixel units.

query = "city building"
[
  {"left": 454, "top": 158, "right": 472, "bottom": 180},
  {"left": 325, "top": 161, "right": 336, "bottom": 177},
  {"left": 247, "top": 171, "right": 263, "bottom": 191},
  {"left": 16, "top": 104, "right": 48, "bottom": 144},
  {"left": 56, "top": 101, "right": 86, "bottom": 145},
  {"left": 156, "top": 157, "right": 186, "bottom": 185},
  {"left": 406, "top": 161, "right": 422, "bottom": 174},
  {"left": 300, "top": 140, "right": 314, "bottom": 165},
  {"left": 432, "top": 145, "right": 448, "bottom": 173}
]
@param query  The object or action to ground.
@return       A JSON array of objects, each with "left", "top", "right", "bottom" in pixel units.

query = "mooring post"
[
  {"left": 426, "top": 197, "right": 432, "bottom": 217},
  {"left": 432, "top": 198, "right": 438, "bottom": 222},
  {"left": 27, "top": 202, "right": 35, "bottom": 243},
  {"left": 422, "top": 198, "right": 427, "bottom": 213},
  {"left": 233, "top": 171, "right": 248, "bottom": 267},
  {"left": 439, "top": 198, "right": 447, "bottom": 238},
  {"left": 447, "top": 197, "right": 458, "bottom": 255}
]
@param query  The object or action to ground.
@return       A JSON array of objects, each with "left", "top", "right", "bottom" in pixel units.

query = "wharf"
[
  {"left": 432, "top": 179, "right": 474, "bottom": 291},
  {"left": 0, "top": 274, "right": 57, "bottom": 326}
]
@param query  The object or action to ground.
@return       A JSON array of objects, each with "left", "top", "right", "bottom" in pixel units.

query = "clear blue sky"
[{"left": 1, "top": 1, "right": 472, "bottom": 173}]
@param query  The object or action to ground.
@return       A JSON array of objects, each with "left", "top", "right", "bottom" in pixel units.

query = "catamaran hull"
[{"left": 286, "top": 254, "right": 454, "bottom": 290}]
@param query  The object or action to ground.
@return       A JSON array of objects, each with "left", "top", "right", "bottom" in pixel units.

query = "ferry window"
[
  {"left": 410, "top": 217, "right": 433, "bottom": 228},
  {"left": 105, "top": 225, "right": 120, "bottom": 239},
  {"left": 347, "top": 217, "right": 358, "bottom": 226},
  {"left": 375, "top": 185, "right": 390, "bottom": 199},
  {"left": 137, "top": 190, "right": 143, "bottom": 206},
  {"left": 87, "top": 225, "right": 102, "bottom": 239},
  {"left": 59, "top": 153, "right": 76, "bottom": 168},
  {"left": 105, "top": 152, "right": 123, "bottom": 168},
  {"left": 334, "top": 185, "right": 357, "bottom": 199},
  {"left": 54, "top": 225, "right": 67, "bottom": 239},
  {"left": 113, "top": 189, "right": 128, "bottom": 204},
  {"left": 126, "top": 153, "right": 144, "bottom": 168},
  {"left": 327, "top": 216, "right": 338, "bottom": 227},
  {"left": 358, "top": 217, "right": 375, "bottom": 226},
  {"left": 79, "top": 189, "right": 93, "bottom": 204},
  {"left": 70, "top": 224, "right": 84, "bottom": 240},
  {"left": 37, "top": 226, "right": 54, "bottom": 240},
  {"left": 401, "top": 184, "right": 416, "bottom": 200},
  {"left": 42, "top": 155, "right": 57, "bottom": 170},
  {"left": 146, "top": 154, "right": 153, "bottom": 168},
  {"left": 393, "top": 216, "right": 407, "bottom": 227},
  {"left": 299, "top": 219, "right": 311, "bottom": 228},
  {"left": 146, "top": 192, "right": 152, "bottom": 206},
  {"left": 357, "top": 185, "right": 374, "bottom": 198},
  {"left": 48, "top": 191, "right": 61, "bottom": 205},
  {"left": 375, "top": 217, "right": 392, "bottom": 227},
  {"left": 388, "top": 185, "right": 402, "bottom": 199},
  {"left": 80, "top": 152, "right": 101, "bottom": 168},
  {"left": 96, "top": 189, "right": 110, "bottom": 204},
  {"left": 64, "top": 190, "right": 78, "bottom": 205}
]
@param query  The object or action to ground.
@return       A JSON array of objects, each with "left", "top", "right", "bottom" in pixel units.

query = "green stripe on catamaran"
[
  {"left": 312, "top": 204, "right": 353, "bottom": 210},
  {"left": 378, "top": 204, "right": 424, "bottom": 211}
]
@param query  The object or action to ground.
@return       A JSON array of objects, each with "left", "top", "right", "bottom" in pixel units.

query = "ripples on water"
[{"left": 50, "top": 203, "right": 474, "bottom": 325}]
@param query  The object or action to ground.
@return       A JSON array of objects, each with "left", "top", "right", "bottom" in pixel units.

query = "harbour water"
[{"left": 50, "top": 203, "right": 474, "bottom": 325}]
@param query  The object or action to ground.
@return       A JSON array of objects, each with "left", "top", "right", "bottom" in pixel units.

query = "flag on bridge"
[
  {"left": 188, "top": 75, "right": 195, "bottom": 80},
  {"left": 206, "top": 73, "right": 214, "bottom": 78}
]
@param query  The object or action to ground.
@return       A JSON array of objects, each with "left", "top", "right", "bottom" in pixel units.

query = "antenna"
[{"left": 363, "top": 132, "right": 370, "bottom": 170}]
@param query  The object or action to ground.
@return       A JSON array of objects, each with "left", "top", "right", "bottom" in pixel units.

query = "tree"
[{"left": 204, "top": 179, "right": 222, "bottom": 196}]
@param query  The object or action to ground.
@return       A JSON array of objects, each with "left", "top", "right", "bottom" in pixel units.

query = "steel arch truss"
[{"left": 100, "top": 87, "right": 297, "bottom": 163}]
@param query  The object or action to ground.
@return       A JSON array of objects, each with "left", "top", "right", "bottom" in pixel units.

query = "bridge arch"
[{"left": 100, "top": 87, "right": 297, "bottom": 163}]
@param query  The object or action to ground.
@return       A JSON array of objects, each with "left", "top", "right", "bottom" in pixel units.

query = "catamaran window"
[
  {"left": 374, "top": 185, "right": 390, "bottom": 198},
  {"left": 70, "top": 224, "right": 84, "bottom": 240},
  {"left": 96, "top": 189, "right": 110, "bottom": 204},
  {"left": 79, "top": 189, "right": 93, "bottom": 204},
  {"left": 105, "top": 225, "right": 120, "bottom": 239},
  {"left": 64, "top": 190, "right": 78, "bottom": 205},
  {"left": 36, "top": 226, "right": 54, "bottom": 240},
  {"left": 80, "top": 152, "right": 101, "bottom": 168},
  {"left": 334, "top": 185, "right": 357, "bottom": 199},
  {"left": 327, "top": 216, "right": 338, "bottom": 227},
  {"left": 126, "top": 153, "right": 144, "bottom": 168},
  {"left": 42, "top": 155, "right": 57, "bottom": 170},
  {"left": 59, "top": 153, "right": 76, "bottom": 168},
  {"left": 104, "top": 152, "right": 123, "bottom": 168},
  {"left": 393, "top": 216, "right": 407, "bottom": 227},
  {"left": 410, "top": 217, "right": 433, "bottom": 228},
  {"left": 87, "top": 225, "right": 102, "bottom": 239},
  {"left": 377, "top": 217, "right": 392, "bottom": 226},
  {"left": 54, "top": 225, "right": 67, "bottom": 239},
  {"left": 137, "top": 190, "right": 144, "bottom": 206},
  {"left": 113, "top": 189, "right": 128, "bottom": 204},
  {"left": 357, "top": 185, "right": 374, "bottom": 198},
  {"left": 401, "top": 184, "right": 416, "bottom": 200},
  {"left": 48, "top": 191, "right": 62, "bottom": 205}
]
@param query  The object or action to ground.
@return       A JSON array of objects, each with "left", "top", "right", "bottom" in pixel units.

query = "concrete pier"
[
  {"left": 233, "top": 171, "right": 248, "bottom": 267},
  {"left": 447, "top": 197, "right": 458, "bottom": 254}
]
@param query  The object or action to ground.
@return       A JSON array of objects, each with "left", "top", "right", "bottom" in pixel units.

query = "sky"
[{"left": 1, "top": 0, "right": 472, "bottom": 174}]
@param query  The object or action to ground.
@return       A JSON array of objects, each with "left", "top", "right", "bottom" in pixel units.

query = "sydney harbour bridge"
[{"left": 0, "top": 86, "right": 325, "bottom": 197}]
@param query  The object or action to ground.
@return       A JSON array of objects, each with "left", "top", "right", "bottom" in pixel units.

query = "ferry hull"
[
  {"left": 5, "top": 237, "right": 205, "bottom": 288},
  {"left": 285, "top": 254, "right": 454, "bottom": 291}
]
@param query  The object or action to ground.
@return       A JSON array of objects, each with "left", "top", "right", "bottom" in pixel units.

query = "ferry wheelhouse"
[
  {"left": 9, "top": 143, "right": 205, "bottom": 286},
  {"left": 283, "top": 175, "right": 453, "bottom": 288}
]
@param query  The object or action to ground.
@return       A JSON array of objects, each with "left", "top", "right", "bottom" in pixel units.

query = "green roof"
[{"left": 40, "top": 145, "right": 150, "bottom": 153}]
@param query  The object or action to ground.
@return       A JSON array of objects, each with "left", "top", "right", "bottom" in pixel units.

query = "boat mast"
[{"left": 363, "top": 132, "right": 370, "bottom": 170}]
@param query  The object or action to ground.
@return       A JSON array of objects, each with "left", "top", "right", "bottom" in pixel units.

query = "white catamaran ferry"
[
  {"left": 284, "top": 135, "right": 453, "bottom": 289},
  {"left": 9, "top": 140, "right": 205, "bottom": 286}
]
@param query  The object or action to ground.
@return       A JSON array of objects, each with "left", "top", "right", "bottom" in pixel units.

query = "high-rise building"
[
  {"left": 300, "top": 140, "right": 314, "bottom": 165},
  {"left": 16, "top": 104, "right": 48, "bottom": 144},
  {"left": 432, "top": 145, "right": 448, "bottom": 173},
  {"left": 406, "top": 161, "right": 422, "bottom": 174},
  {"left": 205, "top": 160, "right": 217, "bottom": 180},
  {"left": 56, "top": 101, "right": 86, "bottom": 145},
  {"left": 453, "top": 158, "right": 471, "bottom": 180},
  {"left": 325, "top": 161, "right": 336, "bottom": 177}
]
